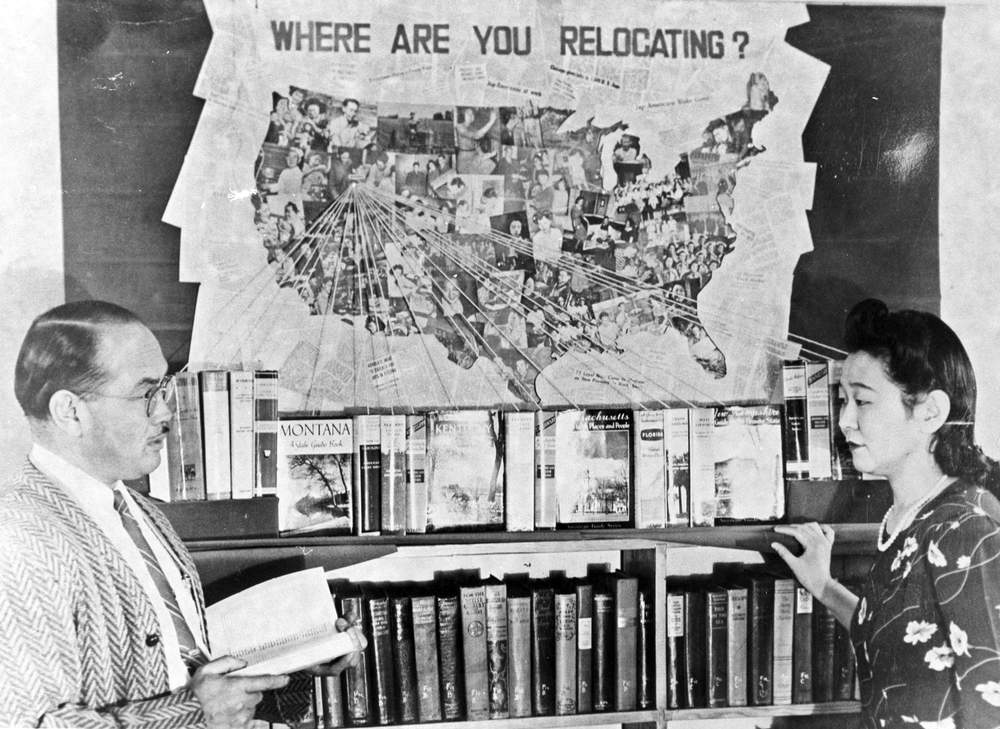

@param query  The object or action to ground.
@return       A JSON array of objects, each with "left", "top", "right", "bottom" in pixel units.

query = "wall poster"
[{"left": 166, "top": 0, "right": 829, "bottom": 411}]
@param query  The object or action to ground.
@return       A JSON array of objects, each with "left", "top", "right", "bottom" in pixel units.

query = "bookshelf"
[{"left": 187, "top": 527, "right": 870, "bottom": 728}]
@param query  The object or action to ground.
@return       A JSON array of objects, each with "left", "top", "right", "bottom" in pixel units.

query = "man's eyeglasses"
[{"left": 82, "top": 374, "right": 176, "bottom": 418}]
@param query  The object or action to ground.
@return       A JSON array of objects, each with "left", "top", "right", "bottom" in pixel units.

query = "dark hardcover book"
[
  {"left": 812, "top": 599, "right": 837, "bottom": 703},
  {"left": 592, "top": 586, "right": 615, "bottom": 712},
  {"left": 613, "top": 573, "right": 639, "bottom": 711},
  {"left": 554, "top": 585, "right": 578, "bottom": 715},
  {"left": 507, "top": 584, "right": 532, "bottom": 718},
  {"left": 380, "top": 415, "right": 407, "bottom": 535},
  {"left": 354, "top": 414, "right": 381, "bottom": 534},
  {"left": 833, "top": 583, "right": 858, "bottom": 701},
  {"left": 338, "top": 594, "right": 372, "bottom": 726},
  {"left": 320, "top": 675, "right": 345, "bottom": 728},
  {"left": 411, "top": 594, "right": 442, "bottom": 722},
  {"left": 460, "top": 583, "right": 489, "bottom": 720},
  {"left": 665, "top": 589, "right": 687, "bottom": 709},
  {"left": 436, "top": 591, "right": 466, "bottom": 720},
  {"left": 575, "top": 581, "right": 594, "bottom": 713},
  {"left": 684, "top": 588, "right": 708, "bottom": 708},
  {"left": 390, "top": 595, "right": 419, "bottom": 723},
  {"left": 365, "top": 592, "right": 397, "bottom": 725},
  {"left": 792, "top": 586, "right": 813, "bottom": 704},
  {"left": 531, "top": 583, "right": 556, "bottom": 716},
  {"left": 638, "top": 588, "right": 655, "bottom": 710},
  {"left": 782, "top": 362, "right": 809, "bottom": 479},
  {"left": 748, "top": 576, "right": 774, "bottom": 706},
  {"left": 706, "top": 588, "right": 728, "bottom": 708},
  {"left": 484, "top": 579, "right": 510, "bottom": 719},
  {"left": 253, "top": 370, "right": 279, "bottom": 497}
]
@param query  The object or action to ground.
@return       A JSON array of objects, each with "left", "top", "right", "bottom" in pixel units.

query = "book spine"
[
  {"left": 228, "top": 370, "right": 256, "bottom": 499},
  {"left": 665, "top": 407, "right": 690, "bottom": 525},
  {"left": 575, "top": 583, "right": 594, "bottom": 713},
  {"left": 591, "top": 591, "right": 614, "bottom": 712},
  {"left": 684, "top": 590, "right": 707, "bottom": 708},
  {"left": 390, "top": 596, "right": 418, "bottom": 723},
  {"left": 614, "top": 575, "right": 638, "bottom": 711},
  {"left": 812, "top": 599, "right": 837, "bottom": 703},
  {"left": 253, "top": 370, "right": 279, "bottom": 497},
  {"left": 688, "top": 407, "right": 716, "bottom": 527},
  {"left": 404, "top": 414, "right": 428, "bottom": 534},
  {"left": 666, "top": 591, "right": 686, "bottom": 709},
  {"left": 436, "top": 594, "right": 465, "bottom": 720},
  {"left": 353, "top": 414, "right": 381, "bottom": 534},
  {"left": 633, "top": 409, "right": 667, "bottom": 528},
  {"left": 379, "top": 415, "right": 407, "bottom": 535},
  {"left": 829, "top": 360, "right": 860, "bottom": 479},
  {"left": 484, "top": 583, "right": 510, "bottom": 719},
  {"left": 833, "top": 603, "right": 857, "bottom": 700},
  {"left": 506, "top": 594, "right": 532, "bottom": 718},
  {"left": 320, "top": 675, "right": 344, "bottom": 728},
  {"left": 504, "top": 411, "right": 535, "bottom": 531},
  {"left": 792, "top": 586, "right": 813, "bottom": 704},
  {"left": 533, "top": 411, "right": 557, "bottom": 529},
  {"left": 460, "top": 585, "right": 489, "bottom": 721},
  {"left": 748, "top": 578, "right": 774, "bottom": 706},
  {"left": 772, "top": 578, "right": 796, "bottom": 705},
  {"left": 200, "top": 370, "right": 232, "bottom": 500},
  {"left": 706, "top": 589, "right": 728, "bottom": 708},
  {"left": 410, "top": 595, "right": 442, "bottom": 722},
  {"left": 726, "top": 587, "right": 748, "bottom": 707},
  {"left": 806, "top": 362, "right": 833, "bottom": 479},
  {"left": 782, "top": 362, "right": 809, "bottom": 479},
  {"left": 366, "top": 595, "right": 397, "bottom": 724},
  {"left": 338, "top": 596, "right": 371, "bottom": 726},
  {"left": 531, "top": 586, "right": 556, "bottom": 715},
  {"left": 554, "top": 590, "right": 578, "bottom": 715},
  {"left": 637, "top": 588, "right": 655, "bottom": 710},
  {"left": 170, "top": 371, "right": 205, "bottom": 500}
]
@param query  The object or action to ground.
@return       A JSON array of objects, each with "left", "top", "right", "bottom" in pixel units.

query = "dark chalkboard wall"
[{"left": 57, "top": 2, "right": 943, "bottom": 365}]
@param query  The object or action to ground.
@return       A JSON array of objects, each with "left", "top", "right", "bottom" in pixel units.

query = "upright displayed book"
[
  {"left": 199, "top": 369, "right": 232, "bottom": 500},
  {"left": 726, "top": 585, "right": 749, "bottom": 707},
  {"left": 410, "top": 593, "right": 443, "bottom": 722},
  {"left": 554, "top": 409, "right": 632, "bottom": 527},
  {"left": 353, "top": 414, "right": 381, "bottom": 534},
  {"left": 772, "top": 578, "right": 796, "bottom": 705},
  {"left": 613, "top": 573, "right": 639, "bottom": 711},
  {"left": 484, "top": 579, "right": 510, "bottom": 720},
  {"left": 554, "top": 586, "right": 578, "bottom": 715},
  {"left": 507, "top": 583, "right": 532, "bottom": 718},
  {"left": 688, "top": 407, "right": 716, "bottom": 527},
  {"left": 436, "top": 590, "right": 466, "bottom": 721},
  {"left": 165, "top": 370, "right": 205, "bottom": 500},
  {"left": 665, "top": 408, "right": 691, "bottom": 525},
  {"left": 276, "top": 418, "right": 353, "bottom": 534},
  {"left": 460, "top": 583, "right": 489, "bottom": 720},
  {"left": 530, "top": 583, "right": 556, "bottom": 716},
  {"left": 748, "top": 574, "right": 775, "bottom": 706},
  {"left": 228, "top": 370, "right": 255, "bottom": 499},
  {"left": 426, "top": 410, "right": 504, "bottom": 531},
  {"left": 705, "top": 588, "right": 728, "bottom": 708},
  {"left": 665, "top": 589, "right": 686, "bottom": 709},
  {"left": 404, "top": 414, "right": 428, "bottom": 534},
  {"left": 390, "top": 595, "right": 418, "bottom": 723},
  {"left": 712, "top": 405, "right": 785, "bottom": 523},
  {"left": 781, "top": 361, "right": 809, "bottom": 479},
  {"left": 534, "top": 411, "right": 557, "bottom": 529},
  {"left": 380, "top": 414, "right": 407, "bottom": 535},
  {"left": 253, "top": 369, "right": 279, "bottom": 497},
  {"left": 805, "top": 362, "right": 833, "bottom": 479},
  {"left": 504, "top": 411, "right": 535, "bottom": 532},
  {"left": 633, "top": 409, "right": 667, "bottom": 528},
  {"left": 575, "top": 581, "right": 594, "bottom": 714}
]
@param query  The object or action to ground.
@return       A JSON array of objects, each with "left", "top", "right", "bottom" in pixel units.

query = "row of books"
[
  {"left": 318, "top": 571, "right": 653, "bottom": 725},
  {"left": 667, "top": 574, "right": 857, "bottom": 710},
  {"left": 150, "top": 361, "right": 860, "bottom": 533}
]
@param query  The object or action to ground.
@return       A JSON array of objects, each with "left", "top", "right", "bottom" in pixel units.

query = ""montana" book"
[{"left": 276, "top": 418, "right": 353, "bottom": 534}]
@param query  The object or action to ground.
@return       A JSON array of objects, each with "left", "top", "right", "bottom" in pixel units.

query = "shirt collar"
[{"left": 29, "top": 442, "right": 125, "bottom": 512}]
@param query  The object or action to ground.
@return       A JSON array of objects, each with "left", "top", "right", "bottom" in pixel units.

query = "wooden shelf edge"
[
  {"left": 378, "top": 710, "right": 658, "bottom": 728},
  {"left": 664, "top": 700, "right": 860, "bottom": 720},
  {"left": 185, "top": 524, "right": 878, "bottom": 554}
]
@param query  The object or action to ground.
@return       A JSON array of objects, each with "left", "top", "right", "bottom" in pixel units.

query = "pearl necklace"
[{"left": 876, "top": 474, "right": 954, "bottom": 552}]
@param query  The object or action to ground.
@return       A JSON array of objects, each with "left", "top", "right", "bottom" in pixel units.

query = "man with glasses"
[{"left": 0, "top": 300, "right": 362, "bottom": 727}]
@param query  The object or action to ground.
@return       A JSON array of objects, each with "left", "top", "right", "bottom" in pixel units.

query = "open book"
[{"left": 206, "top": 567, "right": 357, "bottom": 676}]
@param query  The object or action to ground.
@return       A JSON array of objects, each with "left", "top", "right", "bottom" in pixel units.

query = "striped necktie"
[{"left": 113, "top": 489, "right": 203, "bottom": 668}]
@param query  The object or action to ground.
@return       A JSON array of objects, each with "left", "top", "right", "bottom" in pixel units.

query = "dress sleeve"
[{"left": 927, "top": 494, "right": 1000, "bottom": 728}]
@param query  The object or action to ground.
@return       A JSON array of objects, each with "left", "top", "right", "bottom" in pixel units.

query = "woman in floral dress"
[{"left": 774, "top": 299, "right": 1000, "bottom": 729}]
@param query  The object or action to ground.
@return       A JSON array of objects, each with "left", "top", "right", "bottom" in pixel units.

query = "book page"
[{"left": 207, "top": 566, "right": 356, "bottom": 675}]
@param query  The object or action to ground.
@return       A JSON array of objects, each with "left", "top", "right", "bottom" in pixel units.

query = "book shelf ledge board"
[
  {"left": 664, "top": 700, "right": 860, "bottom": 720},
  {"left": 185, "top": 524, "right": 878, "bottom": 554},
  {"left": 374, "top": 709, "right": 659, "bottom": 729}
]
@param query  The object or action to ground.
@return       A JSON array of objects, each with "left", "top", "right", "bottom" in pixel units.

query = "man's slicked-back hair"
[{"left": 14, "top": 300, "right": 143, "bottom": 421}]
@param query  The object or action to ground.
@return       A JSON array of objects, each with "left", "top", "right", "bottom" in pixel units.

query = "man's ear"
[
  {"left": 48, "top": 390, "right": 85, "bottom": 437},
  {"left": 916, "top": 389, "right": 951, "bottom": 434}
]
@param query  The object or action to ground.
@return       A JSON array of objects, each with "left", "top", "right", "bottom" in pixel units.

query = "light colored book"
[
  {"left": 772, "top": 578, "right": 796, "bottom": 705},
  {"left": 533, "top": 411, "right": 557, "bottom": 529},
  {"left": 228, "top": 370, "right": 256, "bottom": 499},
  {"left": 207, "top": 567, "right": 358, "bottom": 676},
  {"left": 405, "top": 414, "right": 428, "bottom": 534},
  {"left": 633, "top": 409, "right": 666, "bottom": 528},
  {"left": 504, "top": 411, "right": 535, "bottom": 532},
  {"left": 200, "top": 370, "right": 232, "bottom": 500},
  {"left": 276, "top": 418, "right": 353, "bottom": 534},
  {"left": 688, "top": 407, "right": 716, "bottom": 526},
  {"left": 806, "top": 362, "right": 833, "bottom": 479}
]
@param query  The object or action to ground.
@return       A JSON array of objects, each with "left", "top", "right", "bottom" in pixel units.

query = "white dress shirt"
[{"left": 30, "top": 444, "right": 208, "bottom": 690}]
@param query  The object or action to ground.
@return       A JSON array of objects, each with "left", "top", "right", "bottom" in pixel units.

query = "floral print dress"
[{"left": 852, "top": 479, "right": 1000, "bottom": 728}]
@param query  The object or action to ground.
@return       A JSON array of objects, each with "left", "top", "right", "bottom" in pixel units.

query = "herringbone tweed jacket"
[{"left": 0, "top": 461, "right": 308, "bottom": 728}]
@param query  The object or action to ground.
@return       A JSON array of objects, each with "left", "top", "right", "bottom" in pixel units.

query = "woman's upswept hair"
[{"left": 845, "top": 298, "right": 999, "bottom": 493}]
